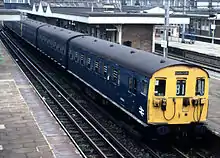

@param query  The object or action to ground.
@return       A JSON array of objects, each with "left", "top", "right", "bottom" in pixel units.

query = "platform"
[
  {"left": 206, "top": 71, "right": 220, "bottom": 137},
  {"left": 0, "top": 40, "right": 82, "bottom": 158},
  {"left": 0, "top": 9, "right": 21, "bottom": 21},
  {"left": 155, "top": 36, "right": 220, "bottom": 57}
]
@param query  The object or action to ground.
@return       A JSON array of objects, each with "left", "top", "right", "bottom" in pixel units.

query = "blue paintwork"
[
  {"left": 4, "top": 21, "right": 20, "bottom": 36},
  {"left": 37, "top": 28, "right": 67, "bottom": 67},
  {"left": 67, "top": 45, "right": 149, "bottom": 123}
]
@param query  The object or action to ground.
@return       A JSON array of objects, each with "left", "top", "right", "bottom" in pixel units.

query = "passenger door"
[{"left": 126, "top": 72, "right": 138, "bottom": 113}]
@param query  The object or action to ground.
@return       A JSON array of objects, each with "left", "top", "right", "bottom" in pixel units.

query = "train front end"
[{"left": 147, "top": 65, "right": 209, "bottom": 136}]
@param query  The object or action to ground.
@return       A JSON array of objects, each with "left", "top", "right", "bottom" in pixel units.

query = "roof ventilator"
[
  {"left": 110, "top": 44, "right": 114, "bottom": 47},
  {"left": 160, "top": 59, "right": 166, "bottom": 63},
  {"left": 130, "top": 51, "right": 135, "bottom": 54}
]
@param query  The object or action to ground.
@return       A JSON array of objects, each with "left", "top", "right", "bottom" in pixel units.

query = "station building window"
[
  {"left": 154, "top": 79, "right": 166, "bottom": 96},
  {"left": 195, "top": 78, "right": 205, "bottom": 96}
]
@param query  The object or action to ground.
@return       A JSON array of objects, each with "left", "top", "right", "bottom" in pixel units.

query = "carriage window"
[
  {"left": 176, "top": 80, "right": 186, "bottom": 96},
  {"left": 75, "top": 52, "right": 78, "bottom": 62},
  {"left": 112, "top": 69, "right": 120, "bottom": 85},
  {"left": 128, "top": 77, "right": 137, "bottom": 93},
  {"left": 195, "top": 78, "right": 205, "bottom": 96},
  {"left": 118, "top": 70, "right": 120, "bottom": 85},
  {"left": 133, "top": 78, "right": 137, "bottom": 93},
  {"left": 95, "top": 60, "right": 99, "bottom": 72},
  {"left": 80, "top": 54, "right": 84, "bottom": 65},
  {"left": 141, "top": 80, "right": 148, "bottom": 95},
  {"left": 62, "top": 47, "right": 65, "bottom": 55},
  {"left": 155, "top": 79, "right": 166, "bottom": 96},
  {"left": 103, "top": 65, "right": 108, "bottom": 78},
  {"left": 69, "top": 53, "right": 73, "bottom": 60},
  {"left": 128, "top": 78, "right": 133, "bottom": 91},
  {"left": 112, "top": 69, "right": 117, "bottom": 81},
  {"left": 87, "top": 57, "right": 91, "bottom": 69}
]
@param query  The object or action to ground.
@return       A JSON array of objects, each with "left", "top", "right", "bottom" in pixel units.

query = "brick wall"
[{"left": 122, "top": 24, "right": 153, "bottom": 52}]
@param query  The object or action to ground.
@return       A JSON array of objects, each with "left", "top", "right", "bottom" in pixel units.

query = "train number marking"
[{"left": 139, "top": 106, "right": 144, "bottom": 117}]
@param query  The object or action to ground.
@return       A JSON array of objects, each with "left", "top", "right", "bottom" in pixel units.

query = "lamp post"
[
  {"left": 162, "top": 0, "right": 170, "bottom": 58},
  {"left": 209, "top": 14, "right": 217, "bottom": 44},
  {"left": 181, "top": 0, "right": 186, "bottom": 43}
]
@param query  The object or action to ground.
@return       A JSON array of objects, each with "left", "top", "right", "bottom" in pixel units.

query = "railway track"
[
  {"left": 0, "top": 31, "right": 135, "bottom": 158},
  {"left": 153, "top": 49, "right": 220, "bottom": 74},
  {"left": 1, "top": 29, "right": 216, "bottom": 158}
]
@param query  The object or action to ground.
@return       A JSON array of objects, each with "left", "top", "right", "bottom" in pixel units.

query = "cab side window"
[
  {"left": 195, "top": 78, "right": 205, "bottom": 96},
  {"left": 154, "top": 79, "right": 166, "bottom": 96},
  {"left": 141, "top": 80, "right": 148, "bottom": 95}
]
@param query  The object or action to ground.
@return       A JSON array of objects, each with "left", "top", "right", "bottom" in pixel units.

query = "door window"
[
  {"left": 128, "top": 77, "right": 137, "bottom": 94},
  {"left": 141, "top": 80, "right": 148, "bottom": 95}
]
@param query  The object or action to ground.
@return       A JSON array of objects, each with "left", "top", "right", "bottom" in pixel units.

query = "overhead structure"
[
  {"left": 0, "top": 9, "right": 21, "bottom": 21},
  {"left": 18, "top": 2, "right": 189, "bottom": 25}
]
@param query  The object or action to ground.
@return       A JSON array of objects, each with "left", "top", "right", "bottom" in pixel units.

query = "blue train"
[{"left": 4, "top": 19, "right": 210, "bottom": 135}]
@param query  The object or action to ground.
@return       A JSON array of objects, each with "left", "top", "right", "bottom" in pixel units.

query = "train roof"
[
  {"left": 21, "top": 19, "right": 46, "bottom": 28},
  {"left": 39, "top": 23, "right": 83, "bottom": 42},
  {"left": 70, "top": 36, "right": 204, "bottom": 77}
]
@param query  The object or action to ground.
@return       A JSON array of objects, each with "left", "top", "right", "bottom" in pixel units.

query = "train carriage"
[
  {"left": 21, "top": 19, "right": 46, "bottom": 47},
  {"left": 37, "top": 25, "right": 83, "bottom": 67}
]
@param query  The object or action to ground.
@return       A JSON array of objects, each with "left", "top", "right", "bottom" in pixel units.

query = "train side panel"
[
  {"left": 13, "top": 21, "right": 21, "bottom": 37},
  {"left": 147, "top": 65, "right": 209, "bottom": 124},
  {"left": 3, "top": 21, "right": 13, "bottom": 30},
  {"left": 3, "top": 21, "right": 13, "bottom": 32},
  {"left": 4, "top": 21, "right": 20, "bottom": 36},
  {"left": 21, "top": 20, "right": 45, "bottom": 47},
  {"left": 37, "top": 25, "right": 82, "bottom": 67},
  {"left": 68, "top": 41, "right": 150, "bottom": 124}
]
